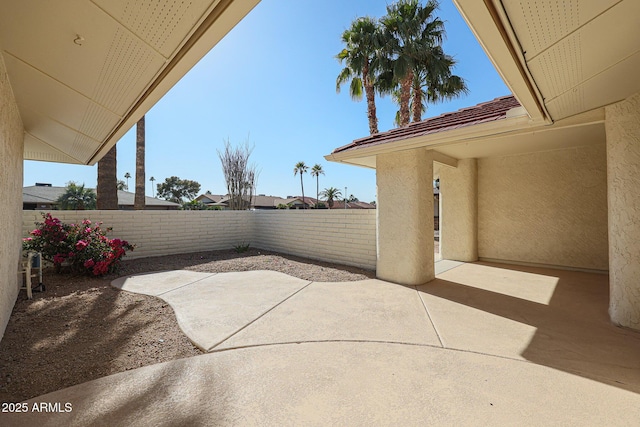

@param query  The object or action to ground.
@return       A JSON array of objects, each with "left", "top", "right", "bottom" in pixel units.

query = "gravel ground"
[{"left": 0, "top": 248, "right": 374, "bottom": 402}]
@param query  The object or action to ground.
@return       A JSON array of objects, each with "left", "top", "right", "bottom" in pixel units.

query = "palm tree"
[
  {"left": 410, "top": 46, "right": 467, "bottom": 122},
  {"left": 134, "top": 116, "right": 145, "bottom": 210},
  {"left": 320, "top": 187, "right": 342, "bottom": 209},
  {"left": 57, "top": 182, "right": 96, "bottom": 210},
  {"left": 124, "top": 172, "right": 131, "bottom": 190},
  {"left": 310, "top": 164, "right": 324, "bottom": 207},
  {"left": 380, "top": 0, "right": 445, "bottom": 127},
  {"left": 149, "top": 176, "right": 156, "bottom": 198},
  {"left": 336, "top": 16, "right": 382, "bottom": 135},
  {"left": 293, "top": 161, "right": 309, "bottom": 209},
  {"left": 96, "top": 145, "right": 118, "bottom": 209}
]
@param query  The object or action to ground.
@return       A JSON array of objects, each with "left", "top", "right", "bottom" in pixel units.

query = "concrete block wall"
[
  {"left": 22, "top": 210, "right": 377, "bottom": 269},
  {"left": 1, "top": 51, "right": 24, "bottom": 341},
  {"left": 252, "top": 210, "right": 377, "bottom": 269}
]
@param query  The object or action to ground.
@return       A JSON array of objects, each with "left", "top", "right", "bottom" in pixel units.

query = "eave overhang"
[
  {"left": 0, "top": 0, "right": 260, "bottom": 165},
  {"left": 325, "top": 108, "right": 604, "bottom": 169}
]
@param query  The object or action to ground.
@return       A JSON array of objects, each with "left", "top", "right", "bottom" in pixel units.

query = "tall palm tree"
[
  {"left": 134, "top": 116, "right": 145, "bottom": 210},
  {"left": 336, "top": 16, "right": 382, "bottom": 135},
  {"left": 411, "top": 46, "right": 467, "bottom": 122},
  {"left": 320, "top": 187, "right": 342, "bottom": 209},
  {"left": 380, "top": 0, "right": 445, "bottom": 127},
  {"left": 96, "top": 145, "right": 118, "bottom": 209},
  {"left": 149, "top": 176, "right": 156, "bottom": 198},
  {"left": 293, "top": 161, "right": 309, "bottom": 209},
  {"left": 124, "top": 172, "right": 131, "bottom": 190},
  {"left": 310, "top": 164, "right": 324, "bottom": 207},
  {"left": 57, "top": 182, "right": 96, "bottom": 210}
]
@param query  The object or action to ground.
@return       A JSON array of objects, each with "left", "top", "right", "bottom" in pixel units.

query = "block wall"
[{"left": 22, "top": 209, "right": 377, "bottom": 269}]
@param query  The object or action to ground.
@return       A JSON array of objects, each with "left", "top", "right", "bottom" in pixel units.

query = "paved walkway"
[{"left": 4, "top": 261, "right": 640, "bottom": 426}]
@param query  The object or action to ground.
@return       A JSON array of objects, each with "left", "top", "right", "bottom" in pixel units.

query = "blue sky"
[{"left": 23, "top": 0, "right": 509, "bottom": 203}]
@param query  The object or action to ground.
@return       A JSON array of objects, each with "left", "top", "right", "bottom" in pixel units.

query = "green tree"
[
  {"left": 293, "top": 161, "right": 309, "bottom": 209},
  {"left": 156, "top": 176, "right": 201, "bottom": 204},
  {"left": 348, "top": 194, "right": 359, "bottom": 202},
  {"left": 336, "top": 16, "right": 382, "bottom": 135},
  {"left": 380, "top": 0, "right": 459, "bottom": 127},
  {"left": 134, "top": 116, "right": 145, "bottom": 210},
  {"left": 310, "top": 164, "right": 325, "bottom": 207},
  {"left": 117, "top": 180, "right": 126, "bottom": 191},
  {"left": 96, "top": 145, "right": 118, "bottom": 209},
  {"left": 57, "top": 182, "right": 96, "bottom": 210},
  {"left": 320, "top": 187, "right": 342, "bottom": 209}
]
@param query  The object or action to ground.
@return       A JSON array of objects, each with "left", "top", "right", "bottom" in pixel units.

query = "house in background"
[
  {"left": 326, "top": 0, "right": 640, "bottom": 331},
  {"left": 23, "top": 184, "right": 179, "bottom": 210},
  {"left": 0, "top": 0, "right": 259, "bottom": 339},
  {"left": 330, "top": 200, "right": 376, "bottom": 210}
]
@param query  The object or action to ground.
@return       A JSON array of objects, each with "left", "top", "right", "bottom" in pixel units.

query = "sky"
[{"left": 23, "top": 0, "right": 509, "bottom": 203}]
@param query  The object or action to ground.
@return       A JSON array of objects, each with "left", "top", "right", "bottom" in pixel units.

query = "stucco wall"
[
  {"left": 22, "top": 210, "right": 377, "bottom": 270},
  {"left": 376, "top": 149, "right": 434, "bottom": 284},
  {"left": 478, "top": 143, "right": 608, "bottom": 270},
  {"left": 0, "top": 52, "right": 24, "bottom": 340},
  {"left": 606, "top": 91, "right": 640, "bottom": 329},
  {"left": 439, "top": 158, "right": 478, "bottom": 262}
]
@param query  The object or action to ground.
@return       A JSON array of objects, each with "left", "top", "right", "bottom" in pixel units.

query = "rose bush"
[{"left": 23, "top": 213, "right": 134, "bottom": 276}]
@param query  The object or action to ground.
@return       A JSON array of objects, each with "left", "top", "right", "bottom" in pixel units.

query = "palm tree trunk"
[
  {"left": 134, "top": 116, "right": 145, "bottom": 210},
  {"left": 399, "top": 71, "right": 413, "bottom": 127},
  {"left": 411, "top": 77, "right": 423, "bottom": 123},
  {"left": 316, "top": 176, "right": 319, "bottom": 208},
  {"left": 363, "top": 60, "right": 378, "bottom": 134},
  {"left": 97, "top": 145, "right": 118, "bottom": 209},
  {"left": 300, "top": 175, "right": 305, "bottom": 209}
]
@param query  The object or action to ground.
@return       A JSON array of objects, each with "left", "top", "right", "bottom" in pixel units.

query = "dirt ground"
[{"left": 0, "top": 248, "right": 374, "bottom": 403}]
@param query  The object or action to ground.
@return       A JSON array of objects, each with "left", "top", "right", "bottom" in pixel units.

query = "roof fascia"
[
  {"left": 326, "top": 108, "right": 604, "bottom": 167},
  {"left": 452, "top": 0, "right": 550, "bottom": 124}
]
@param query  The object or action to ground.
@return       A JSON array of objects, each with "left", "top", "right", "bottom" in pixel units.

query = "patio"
[{"left": 4, "top": 260, "right": 640, "bottom": 426}]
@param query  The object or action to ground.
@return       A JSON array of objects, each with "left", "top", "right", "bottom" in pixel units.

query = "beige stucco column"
[
  {"left": 606, "top": 91, "right": 640, "bottom": 330},
  {"left": 376, "top": 149, "right": 434, "bottom": 285},
  {"left": 439, "top": 158, "right": 478, "bottom": 262}
]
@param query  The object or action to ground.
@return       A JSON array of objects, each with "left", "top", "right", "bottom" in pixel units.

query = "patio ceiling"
[
  {"left": 454, "top": 0, "right": 640, "bottom": 122},
  {"left": 0, "top": 0, "right": 259, "bottom": 165}
]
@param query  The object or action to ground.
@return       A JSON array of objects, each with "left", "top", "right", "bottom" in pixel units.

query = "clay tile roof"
[{"left": 332, "top": 95, "right": 521, "bottom": 154}]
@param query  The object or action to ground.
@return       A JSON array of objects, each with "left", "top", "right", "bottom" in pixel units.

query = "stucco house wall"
[
  {"left": 0, "top": 52, "right": 25, "bottom": 340},
  {"left": 477, "top": 143, "right": 609, "bottom": 270}
]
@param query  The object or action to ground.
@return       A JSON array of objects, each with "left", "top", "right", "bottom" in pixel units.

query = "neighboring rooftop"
[
  {"left": 332, "top": 95, "right": 521, "bottom": 154},
  {"left": 22, "top": 186, "right": 179, "bottom": 208}
]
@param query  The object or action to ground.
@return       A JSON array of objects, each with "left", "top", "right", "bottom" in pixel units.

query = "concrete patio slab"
[
  {"left": 418, "top": 262, "right": 640, "bottom": 389},
  {"left": 434, "top": 259, "right": 464, "bottom": 275},
  {"left": 215, "top": 279, "right": 441, "bottom": 350},
  {"left": 4, "top": 342, "right": 640, "bottom": 427},
  {"left": 150, "top": 270, "right": 311, "bottom": 351},
  {"left": 111, "top": 270, "right": 215, "bottom": 296}
]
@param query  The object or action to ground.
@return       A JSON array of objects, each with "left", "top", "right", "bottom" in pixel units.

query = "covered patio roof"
[{"left": 0, "top": 0, "right": 259, "bottom": 165}]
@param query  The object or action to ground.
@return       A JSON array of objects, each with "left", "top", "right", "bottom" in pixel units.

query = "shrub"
[
  {"left": 234, "top": 242, "right": 250, "bottom": 253},
  {"left": 23, "top": 213, "right": 134, "bottom": 276}
]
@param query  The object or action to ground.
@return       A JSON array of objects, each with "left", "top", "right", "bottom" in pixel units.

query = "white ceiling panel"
[
  {"left": 92, "top": 0, "right": 217, "bottom": 59},
  {"left": 0, "top": 0, "right": 121, "bottom": 100},
  {"left": 20, "top": 106, "right": 101, "bottom": 163},
  {"left": 24, "top": 134, "right": 84, "bottom": 165},
  {"left": 0, "top": 0, "right": 259, "bottom": 165},
  {"left": 503, "top": 0, "right": 621, "bottom": 60}
]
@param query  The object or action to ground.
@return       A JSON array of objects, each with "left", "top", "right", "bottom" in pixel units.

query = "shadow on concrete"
[{"left": 419, "top": 261, "right": 640, "bottom": 394}]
